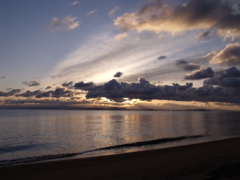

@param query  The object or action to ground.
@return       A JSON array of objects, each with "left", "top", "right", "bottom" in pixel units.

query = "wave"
[
  {"left": 98, "top": 135, "right": 204, "bottom": 151},
  {"left": 0, "top": 152, "right": 86, "bottom": 167},
  {"left": 0, "top": 144, "right": 45, "bottom": 154},
  {"left": 0, "top": 135, "right": 203, "bottom": 167}
]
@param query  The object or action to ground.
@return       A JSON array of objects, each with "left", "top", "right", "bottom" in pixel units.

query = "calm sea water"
[{"left": 0, "top": 109, "right": 240, "bottom": 166}]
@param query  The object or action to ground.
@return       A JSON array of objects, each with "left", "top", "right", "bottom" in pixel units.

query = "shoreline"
[{"left": 1, "top": 137, "right": 240, "bottom": 179}]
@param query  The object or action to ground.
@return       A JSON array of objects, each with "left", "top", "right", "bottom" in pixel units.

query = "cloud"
[
  {"left": 115, "top": 33, "right": 128, "bottom": 41},
  {"left": 1, "top": 76, "right": 5, "bottom": 78},
  {"left": 2, "top": 98, "right": 93, "bottom": 108},
  {"left": 51, "top": 75, "right": 62, "bottom": 79},
  {"left": 0, "top": 89, "right": 21, "bottom": 97},
  {"left": 62, "top": 81, "right": 74, "bottom": 87},
  {"left": 114, "top": 0, "right": 240, "bottom": 39},
  {"left": 74, "top": 81, "right": 95, "bottom": 90},
  {"left": 205, "top": 77, "right": 240, "bottom": 88},
  {"left": 176, "top": 60, "right": 200, "bottom": 71},
  {"left": 196, "top": 31, "right": 213, "bottom": 41},
  {"left": 86, "top": 10, "right": 97, "bottom": 16},
  {"left": 184, "top": 67, "right": 214, "bottom": 80},
  {"left": 158, "top": 55, "right": 167, "bottom": 60},
  {"left": 215, "top": 66, "right": 240, "bottom": 79},
  {"left": 45, "top": 86, "right": 52, "bottom": 90},
  {"left": 48, "top": 15, "right": 80, "bottom": 31},
  {"left": 114, "top": 72, "right": 123, "bottom": 78},
  {"left": 108, "top": 6, "right": 121, "bottom": 16},
  {"left": 209, "top": 43, "right": 240, "bottom": 65},
  {"left": 204, "top": 66, "right": 240, "bottom": 88},
  {"left": 16, "top": 88, "right": 74, "bottom": 98},
  {"left": 23, "top": 79, "right": 40, "bottom": 87},
  {"left": 70, "top": 1, "right": 79, "bottom": 6},
  {"left": 73, "top": 77, "right": 239, "bottom": 103},
  {"left": 204, "top": 51, "right": 217, "bottom": 59}
]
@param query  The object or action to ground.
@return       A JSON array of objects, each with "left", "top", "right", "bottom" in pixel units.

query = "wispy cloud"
[
  {"left": 108, "top": 6, "right": 121, "bottom": 16},
  {"left": 48, "top": 15, "right": 81, "bottom": 31},
  {"left": 115, "top": 33, "right": 128, "bottom": 41},
  {"left": 86, "top": 9, "right": 97, "bottom": 16},
  {"left": 70, "top": 1, "right": 79, "bottom": 6}
]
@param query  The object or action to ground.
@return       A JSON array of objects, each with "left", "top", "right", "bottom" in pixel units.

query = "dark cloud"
[
  {"left": 73, "top": 77, "right": 239, "bottom": 103},
  {"left": 3, "top": 98, "right": 90, "bottom": 107},
  {"left": 62, "top": 81, "right": 74, "bottom": 87},
  {"left": 215, "top": 66, "right": 240, "bottom": 79},
  {"left": 219, "top": 78, "right": 240, "bottom": 88},
  {"left": 158, "top": 55, "right": 167, "bottom": 60},
  {"left": 196, "top": 31, "right": 213, "bottom": 41},
  {"left": 204, "top": 66, "right": 240, "bottom": 88},
  {"left": 16, "top": 88, "right": 74, "bottom": 99},
  {"left": 74, "top": 81, "right": 95, "bottom": 90},
  {"left": 176, "top": 60, "right": 200, "bottom": 71},
  {"left": 114, "top": 0, "right": 240, "bottom": 39},
  {"left": 23, "top": 79, "right": 40, "bottom": 87},
  {"left": 16, "top": 90, "right": 41, "bottom": 97},
  {"left": 50, "top": 88, "right": 73, "bottom": 98},
  {"left": 210, "top": 43, "right": 240, "bottom": 65},
  {"left": 184, "top": 67, "right": 214, "bottom": 80},
  {"left": 0, "top": 89, "right": 21, "bottom": 97},
  {"left": 51, "top": 75, "right": 62, "bottom": 79},
  {"left": 1, "top": 76, "right": 5, "bottom": 79},
  {"left": 45, "top": 86, "right": 52, "bottom": 90},
  {"left": 114, "top": 72, "right": 123, "bottom": 78}
]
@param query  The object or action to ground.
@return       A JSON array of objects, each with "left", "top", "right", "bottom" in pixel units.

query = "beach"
[{"left": 1, "top": 137, "right": 240, "bottom": 180}]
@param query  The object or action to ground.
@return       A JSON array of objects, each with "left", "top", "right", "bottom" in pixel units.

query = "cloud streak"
[
  {"left": 70, "top": 1, "right": 79, "bottom": 6},
  {"left": 48, "top": 15, "right": 80, "bottom": 31},
  {"left": 109, "top": 6, "right": 121, "bottom": 16},
  {"left": 115, "top": 33, "right": 128, "bottom": 41},
  {"left": 86, "top": 10, "right": 97, "bottom": 16}
]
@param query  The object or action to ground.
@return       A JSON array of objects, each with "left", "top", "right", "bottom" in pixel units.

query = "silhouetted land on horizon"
[{"left": 0, "top": 106, "right": 212, "bottom": 111}]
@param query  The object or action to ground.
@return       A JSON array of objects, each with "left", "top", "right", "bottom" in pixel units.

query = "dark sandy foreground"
[{"left": 1, "top": 138, "right": 240, "bottom": 180}]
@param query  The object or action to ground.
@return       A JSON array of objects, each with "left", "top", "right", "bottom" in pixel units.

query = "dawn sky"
[{"left": 1, "top": 0, "right": 240, "bottom": 110}]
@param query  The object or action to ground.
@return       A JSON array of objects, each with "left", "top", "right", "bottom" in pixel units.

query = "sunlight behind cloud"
[{"left": 42, "top": 28, "right": 219, "bottom": 89}]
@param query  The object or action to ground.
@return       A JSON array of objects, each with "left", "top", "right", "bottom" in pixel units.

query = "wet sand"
[{"left": 1, "top": 137, "right": 240, "bottom": 180}]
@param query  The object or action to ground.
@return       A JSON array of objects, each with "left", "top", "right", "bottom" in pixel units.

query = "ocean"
[{"left": 0, "top": 109, "right": 240, "bottom": 167}]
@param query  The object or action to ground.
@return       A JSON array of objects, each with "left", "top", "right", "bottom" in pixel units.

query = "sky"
[{"left": 1, "top": 0, "right": 240, "bottom": 110}]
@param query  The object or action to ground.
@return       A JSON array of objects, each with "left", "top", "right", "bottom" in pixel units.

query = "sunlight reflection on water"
[{"left": 0, "top": 110, "right": 240, "bottom": 161}]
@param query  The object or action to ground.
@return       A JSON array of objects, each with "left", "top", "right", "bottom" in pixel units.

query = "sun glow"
[{"left": 122, "top": 98, "right": 138, "bottom": 104}]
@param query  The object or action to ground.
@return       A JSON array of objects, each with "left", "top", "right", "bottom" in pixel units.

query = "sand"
[{"left": 1, "top": 138, "right": 240, "bottom": 180}]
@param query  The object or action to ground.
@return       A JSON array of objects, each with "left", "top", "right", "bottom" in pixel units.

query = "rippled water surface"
[{"left": 0, "top": 109, "right": 240, "bottom": 166}]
